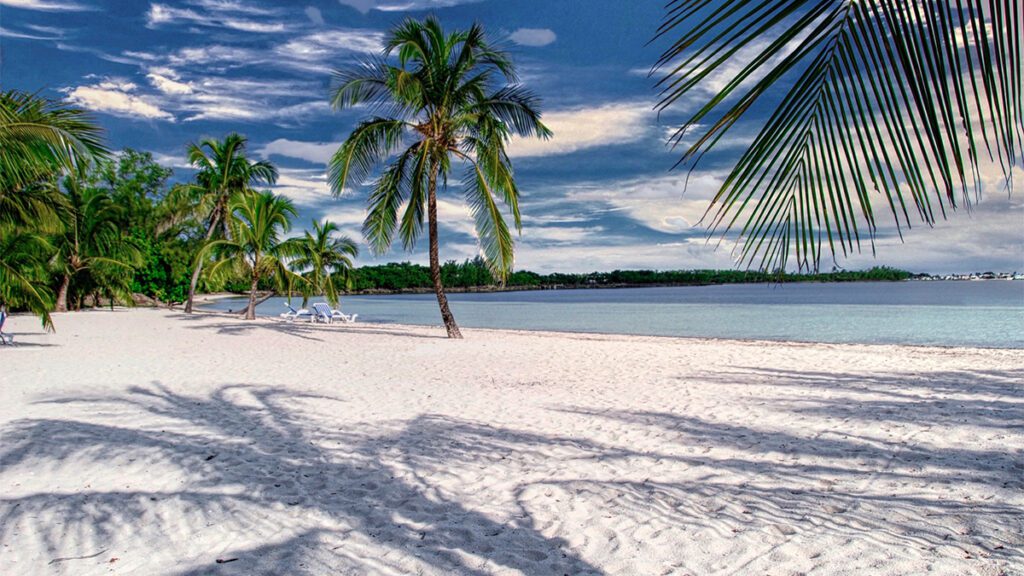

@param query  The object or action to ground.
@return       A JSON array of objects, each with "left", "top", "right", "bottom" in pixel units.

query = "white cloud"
[
  {"left": 337, "top": 0, "right": 484, "bottom": 13},
  {"left": 305, "top": 6, "right": 324, "bottom": 25},
  {"left": 259, "top": 139, "right": 339, "bottom": 164},
  {"left": 0, "top": 0, "right": 88, "bottom": 10},
  {"left": 64, "top": 80, "right": 175, "bottom": 121},
  {"left": 509, "top": 28, "right": 556, "bottom": 47},
  {"left": 147, "top": 71, "right": 194, "bottom": 95},
  {"left": 507, "top": 102, "right": 655, "bottom": 158},
  {"left": 272, "top": 169, "right": 336, "bottom": 206}
]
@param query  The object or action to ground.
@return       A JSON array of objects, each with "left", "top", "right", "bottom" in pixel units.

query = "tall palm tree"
[
  {"left": 290, "top": 220, "right": 359, "bottom": 308},
  {"left": 201, "top": 191, "right": 300, "bottom": 320},
  {"left": 328, "top": 17, "right": 551, "bottom": 338},
  {"left": 0, "top": 90, "right": 107, "bottom": 230},
  {"left": 654, "top": 1, "right": 1022, "bottom": 271},
  {"left": 52, "top": 176, "right": 142, "bottom": 312},
  {"left": 183, "top": 134, "right": 278, "bottom": 313}
]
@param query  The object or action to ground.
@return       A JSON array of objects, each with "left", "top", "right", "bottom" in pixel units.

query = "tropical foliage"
[
  {"left": 182, "top": 133, "right": 278, "bottom": 313},
  {"left": 289, "top": 220, "right": 359, "bottom": 308},
  {"left": 0, "top": 91, "right": 108, "bottom": 328},
  {"left": 654, "top": 0, "right": 1023, "bottom": 271},
  {"left": 52, "top": 175, "right": 143, "bottom": 312},
  {"left": 201, "top": 191, "right": 300, "bottom": 320},
  {"left": 328, "top": 17, "right": 551, "bottom": 338}
]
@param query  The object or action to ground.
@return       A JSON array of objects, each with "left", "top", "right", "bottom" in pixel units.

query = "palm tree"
[
  {"left": 0, "top": 228, "right": 55, "bottom": 329},
  {"left": 52, "top": 176, "right": 142, "bottom": 312},
  {"left": 328, "top": 17, "right": 551, "bottom": 338},
  {"left": 0, "top": 91, "right": 106, "bottom": 329},
  {"left": 182, "top": 134, "right": 278, "bottom": 313},
  {"left": 0, "top": 90, "right": 107, "bottom": 230},
  {"left": 290, "top": 220, "right": 359, "bottom": 308},
  {"left": 201, "top": 191, "right": 300, "bottom": 320},
  {"left": 654, "top": 1, "right": 1022, "bottom": 271}
]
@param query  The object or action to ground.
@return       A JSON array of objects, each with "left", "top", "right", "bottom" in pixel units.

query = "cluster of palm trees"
[{"left": 0, "top": 95, "right": 360, "bottom": 327}]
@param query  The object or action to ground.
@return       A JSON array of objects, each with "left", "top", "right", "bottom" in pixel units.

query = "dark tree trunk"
[
  {"left": 245, "top": 275, "right": 260, "bottom": 320},
  {"left": 184, "top": 207, "right": 222, "bottom": 314},
  {"left": 55, "top": 274, "right": 71, "bottom": 313},
  {"left": 427, "top": 165, "right": 462, "bottom": 339}
]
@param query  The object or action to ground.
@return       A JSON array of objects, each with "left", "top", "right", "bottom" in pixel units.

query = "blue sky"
[{"left": 2, "top": 0, "right": 1021, "bottom": 273}]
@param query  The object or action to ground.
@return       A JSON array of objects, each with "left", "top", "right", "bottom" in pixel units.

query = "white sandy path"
[{"left": 0, "top": 309, "right": 1022, "bottom": 576}]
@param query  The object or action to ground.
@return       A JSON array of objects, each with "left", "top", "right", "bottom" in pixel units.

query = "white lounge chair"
[
  {"left": 280, "top": 303, "right": 314, "bottom": 322},
  {"left": 312, "top": 302, "right": 358, "bottom": 324},
  {"left": 0, "top": 306, "right": 12, "bottom": 346}
]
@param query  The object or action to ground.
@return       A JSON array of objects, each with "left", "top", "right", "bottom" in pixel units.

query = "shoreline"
[{"left": 73, "top": 306, "right": 1024, "bottom": 353}]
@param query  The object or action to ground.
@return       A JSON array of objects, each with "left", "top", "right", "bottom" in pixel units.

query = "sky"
[{"left": 1, "top": 0, "right": 1021, "bottom": 274}]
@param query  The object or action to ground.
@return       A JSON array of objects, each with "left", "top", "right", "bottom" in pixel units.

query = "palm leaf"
[{"left": 655, "top": 0, "right": 1023, "bottom": 271}]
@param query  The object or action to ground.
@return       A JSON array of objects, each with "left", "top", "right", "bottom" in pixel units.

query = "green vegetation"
[
  {"left": 350, "top": 259, "right": 912, "bottom": 292},
  {"left": 289, "top": 220, "right": 359, "bottom": 309},
  {"left": 329, "top": 17, "right": 550, "bottom": 338},
  {"left": 202, "top": 191, "right": 301, "bottom": 320}
]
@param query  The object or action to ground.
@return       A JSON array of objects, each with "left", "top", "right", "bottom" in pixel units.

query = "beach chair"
[
  {"left": 280, "top": 303, "right": 314, "bottom": 322},
  {"left": 0, "top": 306, "right": 12, "bottom": 346},
  {"left": 312, "top": 302, "right": 358, "bottom": 324}
]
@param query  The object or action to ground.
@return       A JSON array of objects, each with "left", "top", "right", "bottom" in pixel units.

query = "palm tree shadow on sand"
[
  {"left": 1, "top": 368, "right": 1022, "bottom": 574},
  {"left": 0, "top": 384, "right": 603, "bottom": 575}
]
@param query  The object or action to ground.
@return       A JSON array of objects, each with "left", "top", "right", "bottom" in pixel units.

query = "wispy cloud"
[
  {"left": 337, "top": 0, "right": 485, "bottom": 14},
  {"left": 305, "top": 6, "right": 324, "bottom": 25},
  {"left": 0, "top": 0, "right": 90, "bottom": 11},
  {"left": 145, "top": 2, "right": 287, "bottom": 33}
]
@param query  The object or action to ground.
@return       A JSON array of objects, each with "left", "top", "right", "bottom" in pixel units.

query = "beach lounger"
[
  {"left": 312, "top": 302, "right": 358, "bottom": 324},
  {"left": 0, "top": 306, "right": 12, "bottom": 346},
  {"left": 280, "top": 303, "right": 314, "bottom": 322}
]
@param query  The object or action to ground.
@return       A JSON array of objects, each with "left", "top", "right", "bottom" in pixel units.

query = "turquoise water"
[{"left": 204, "top": 281, "right": 1024, "bottom": 349}]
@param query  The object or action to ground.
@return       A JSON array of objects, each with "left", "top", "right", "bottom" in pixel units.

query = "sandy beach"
[{"left": 1, "top": 309, "right": 1021, "bottom": 575}]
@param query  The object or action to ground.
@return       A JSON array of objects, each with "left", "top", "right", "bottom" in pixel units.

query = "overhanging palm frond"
[
  {"left": 0, "top": 90, "right": 108, "bottom": 194},
  {"left": 655, "top": 0, "right": 1023, "bottom": 271}
]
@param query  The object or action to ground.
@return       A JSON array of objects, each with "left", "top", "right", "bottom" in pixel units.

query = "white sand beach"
[{"left": 1, "top": 309, "right": 1022, "bottom": 575}]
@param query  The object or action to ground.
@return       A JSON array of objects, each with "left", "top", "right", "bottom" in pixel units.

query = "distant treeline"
[{"left": 348, "top": 258, "right": 913, "bottom": 293}]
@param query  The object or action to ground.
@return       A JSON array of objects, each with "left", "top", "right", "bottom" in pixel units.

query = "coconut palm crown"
[
  {"left": 201, "top": 191, "right": 300, "bottom": 320},
  {"left": 290, "top": 220, "right": 359, "bottom": 309},
  {"left": 328, "top": 16, "right": 551, "bottom": 338}
]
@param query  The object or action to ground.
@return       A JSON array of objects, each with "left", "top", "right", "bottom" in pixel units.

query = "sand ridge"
[{"left": 0, "top": 309, "right": 1021, "bottom": 575}]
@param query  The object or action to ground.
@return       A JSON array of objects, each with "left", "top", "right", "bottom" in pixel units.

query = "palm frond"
[{"left": 656, "top": 0, "right": 1023, "bottom": 271}]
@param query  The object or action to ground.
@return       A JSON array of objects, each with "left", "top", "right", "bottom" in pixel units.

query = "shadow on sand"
[{"left": 1, "top": 366, "right": 1021, "bottom": 574}]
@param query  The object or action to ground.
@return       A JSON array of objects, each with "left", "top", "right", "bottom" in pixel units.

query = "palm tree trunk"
[
  {"left": 427, "top": 166, "right": 462, "bottom": 339},
  {"left": 245, "top": 275, "right": 259, "bottom": 320},
  {"left": 55, "top": 274, "right": 70, "bottom": 313},
  {"left": 184, "top": 212, "right": 220, "bottom": 314}
]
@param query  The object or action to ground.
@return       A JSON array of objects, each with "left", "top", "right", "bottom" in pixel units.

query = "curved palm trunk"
[
  {"left": 427, "top": 167, "right": 462, "bottom": 339},
  {"left": 184, "top": 208, "right": 222, "bottom": 314},
  {"left": 55, "top": 274, "right": 71, "bottom": 313}
]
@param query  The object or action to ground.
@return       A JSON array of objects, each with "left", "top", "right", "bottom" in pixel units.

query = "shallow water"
[{"left": 204, "top": 280, "right": 1024, "bottom": 348}]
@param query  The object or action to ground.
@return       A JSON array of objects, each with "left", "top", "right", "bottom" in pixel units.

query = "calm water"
[{"left": 205, "top": 281, "right": 1024, "bottom": 348}]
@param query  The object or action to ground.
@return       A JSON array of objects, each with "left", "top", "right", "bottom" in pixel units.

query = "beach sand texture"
[{"left": 1, "top": 309, "right": 1022, "bottom": 575}]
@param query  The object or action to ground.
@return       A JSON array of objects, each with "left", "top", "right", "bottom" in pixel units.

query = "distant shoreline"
[{"left": 201, "top": 274, "right": 1021, "bottom": 300}]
